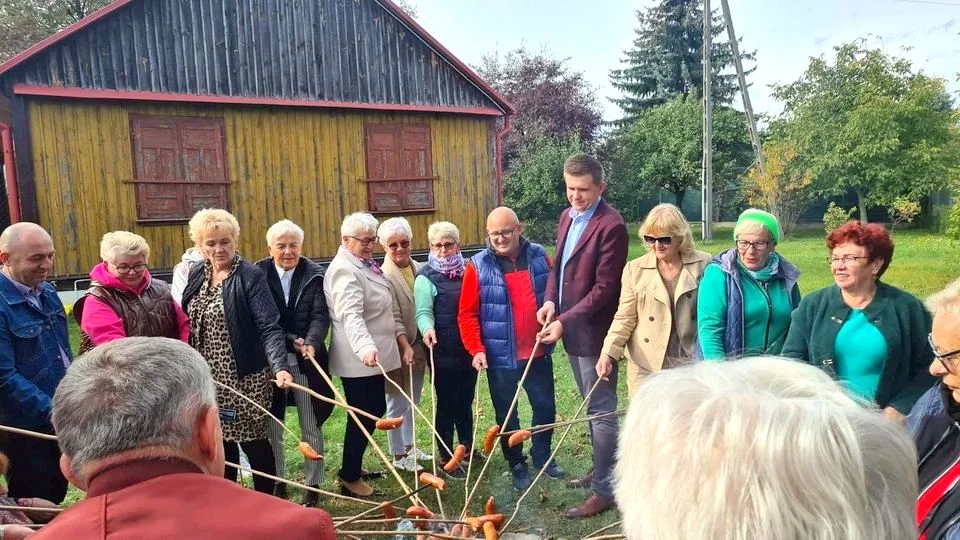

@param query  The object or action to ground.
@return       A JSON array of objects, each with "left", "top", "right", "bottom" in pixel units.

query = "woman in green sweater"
[
  {"left": 781, "top": 221, "right": 933, "bottom": 421},
  {"left": 697, "top": 209, "right": 801, "bottom": 360}
]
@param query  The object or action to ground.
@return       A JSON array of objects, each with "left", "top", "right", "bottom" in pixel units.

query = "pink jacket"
[{"left": 80, "top": 263, "right": 191, "bottom": 346}]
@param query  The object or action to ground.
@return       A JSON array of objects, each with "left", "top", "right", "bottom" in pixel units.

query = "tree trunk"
[
  {"left": 855, "top": 188, "right": 869, "bottom": 224},
  {"left": 674, "top": 189, "right": 686, "bottom": 212}
]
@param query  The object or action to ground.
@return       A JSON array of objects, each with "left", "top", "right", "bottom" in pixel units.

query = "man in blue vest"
[
  {"left": 0, "top": 222, "right": 72, "bottom": 504},
  {"left": 458, "top": 207, "right": 565, "bottom": 491}
]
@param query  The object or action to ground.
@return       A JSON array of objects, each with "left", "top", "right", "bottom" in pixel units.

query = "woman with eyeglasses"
[
  {"left": 325, "top": 212, "right": 402, "bottom": 497},
  {"left": 908, "top": 278, "right": 960, "bottom": 540},
  {"left": 697, "top": 208, "right": 801, "bottom": 361},
  {"left": 377, "top": 218, "right": 432, "bottom": 472},
  {"left": 782, "top": 220, "right": 932, "bottom": 421},
  {"left": 74, "top": 231, "right": 190, "bottom": 353},
  {"left": 599, "top": 204, "right": 711, "bottom": 397}
]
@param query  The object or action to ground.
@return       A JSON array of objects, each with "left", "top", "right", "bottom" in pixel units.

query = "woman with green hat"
[{"left": 696, "top": 208, "right": 801, "bottom": 360}]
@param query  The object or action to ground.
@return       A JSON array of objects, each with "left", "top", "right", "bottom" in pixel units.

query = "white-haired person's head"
[
  {"left": 615, "top": 357, "right": 917, "bottom": 540},
  {"left": 52, "top": 337, "right": 222, "bottom": 489},
  {"left": 340, "top": 212, "right": 379, "bottom": 261}
]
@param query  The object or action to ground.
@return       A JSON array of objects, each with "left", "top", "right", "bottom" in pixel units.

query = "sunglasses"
[
  {"left": 642, "top": 235, "right": 673, "bottom": 246},
  {"left": 930, "top": 333, "right": 960, "bottom": 375},
  {"left": 387, "top": 240, "right": 411, "bottom": 250}
]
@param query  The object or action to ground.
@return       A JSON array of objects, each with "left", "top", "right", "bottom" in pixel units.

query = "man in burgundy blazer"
[
  {"left": 32, "top": 337, "right": 335, "bottom": 540},
  {"left": 538, "top": 153, "right": 628, "bottom": 519}
]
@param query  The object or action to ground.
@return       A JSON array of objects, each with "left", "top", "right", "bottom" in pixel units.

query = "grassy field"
[{"left": 63, "top": 225, "right": 960, "bottom": 537}]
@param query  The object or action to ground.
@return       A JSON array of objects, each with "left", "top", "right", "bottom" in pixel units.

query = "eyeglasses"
[
  {"left": 349, "top": 236, "right": 379, "bottom": 247},
  {"left": 828, "top": 255, "right": 871, "bottom": 266},
  {"left": 487, "top": 226, "right": 517, "bottom": 240},
  {"left": 387, "top": 240, "right": 411, "bottom": 251},
  {"left": 930, "top": 333, "right": 960, "bottom": 375},
  {"left": 643, "top": 235, "right": 673, "bottom": 246},
  {"left": 432, "top": 241, "right": 457, "bottom": 250},
  {"left": 736, "top": 240, "right": 771, "bottom": 251},
  {"left": 114, "top": 263, "right": 147, "bottom": 274}
]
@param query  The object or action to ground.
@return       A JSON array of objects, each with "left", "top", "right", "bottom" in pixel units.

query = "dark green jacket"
[{"left": 781, "top": 282, "right": 933, "bottom": 414}]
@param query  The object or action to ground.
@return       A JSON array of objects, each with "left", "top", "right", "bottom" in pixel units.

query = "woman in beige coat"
[
  {"left": 324, "top": 212, "right": 402, "bottom": 497},
  {"left": 600, "top": 204, "right": 711, "bottom": 397},
  {"left": 378, "top": 217, "right": 431, "bottom": 472}
]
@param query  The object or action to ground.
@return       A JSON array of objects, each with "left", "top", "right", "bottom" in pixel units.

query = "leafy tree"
[
  {"left": 477, "top": 48, "right": 602, "bottom": 170},
  {"left": 771, "top": 41, "right": 960, "bottom": 223},
  {"left": 0, "top": 0, "right": 113, "bottom": 62},
  {"left": 888, "top": 197, "right": 921, "bottom": 232},
  {"left": 610, "top": 95, "right": 751, "bottom": 213},
  {"left": 609, "top": 0, "right": 753, "bottom": 123},
  {"left": 742, "top": 140, "right": 815, "bottom": 236},
  {"left": 823, "top": 202, "right": 856, "bottom": 233}
]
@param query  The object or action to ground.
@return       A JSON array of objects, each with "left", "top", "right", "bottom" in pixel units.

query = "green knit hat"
[{"left": 734, "top": 208, "right": 782, "bottom": 244}]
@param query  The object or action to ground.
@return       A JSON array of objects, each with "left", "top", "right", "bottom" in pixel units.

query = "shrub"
[{"left": 823, "top": 202, "right": 856, "bottom": 233}]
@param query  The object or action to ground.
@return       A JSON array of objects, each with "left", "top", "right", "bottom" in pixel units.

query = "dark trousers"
[
  {"left": 340, "top": 374, "right": 387, "bottom": 482},
  {"left": 223, "top": 438, "right": 276, "bottom": 494},
  {"left": 0, "top": 427, "right": 68, "bottom": 503},
  {"left": 487, "top": 356, "right": 556, "bottom": 468},
  {"left": 434, "top": 364, "right": 478, "bottom": 461}
]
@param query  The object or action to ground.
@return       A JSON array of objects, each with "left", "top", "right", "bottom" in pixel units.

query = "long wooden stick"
[
  {"left": 223, "top": 460, "right": 377, "bottom": 506},
  {"left": 335, "top": 531, "right": 465, "bottom": 539},
  {"left": 211, "top": 380, "right": 299, "bottom": 440},
  {"left": 0, "top": 425, "right": 57, "bottom": 441},
  {"left": 499, "top": 410, "right": 624, "bottom": 437},
  {"left": 284, "top": 380, "right": 383, "bottom": 423},
  {"left": 461, "top": 319, "right": 549, "bottom": 518},
  {"left": 303, "top": 350, "right": 414, "bottom": 496},
  {"left": 0, "top": 505, "right": 62, "bottom": 513},
  {"left": 333, "top": 517, "right": 469, "bottom": 526},
  {"left": 461, "top": 366, "right": 483, "bottom": 508},
  {"left": 336, "top": 481, "right": 435, "bottom": 528},
  {"left": 375, "top": 360, "right": 454, "bottom": 459},
  {"left": 408, "top": 362, "right": 425, "bottom": 508},
  {"left": 504, "top": 375, "right": 608, "bottom": 532},
  {"left": 583, "top": 519, "right": 624, "bottom": 539},
  {"left": 427, "top": 345, "right": 446, "bottom": 519}
]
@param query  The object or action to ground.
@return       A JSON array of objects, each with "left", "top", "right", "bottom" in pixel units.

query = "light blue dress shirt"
[{"left": 559, "top": 199, "right": 600, "bottom": 302}]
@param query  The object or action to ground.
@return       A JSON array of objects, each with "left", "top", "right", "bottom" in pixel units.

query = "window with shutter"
[
  {"left": 364, "top": 124, "right": 435, "bottom": 213},
  {"left": 130, "top": 116, "right": 229, "bottom": 222}
]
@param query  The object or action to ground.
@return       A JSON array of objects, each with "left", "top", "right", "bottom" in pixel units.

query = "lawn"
[{"left": 62, "top": 225, "right": 960, "bottom": 537}]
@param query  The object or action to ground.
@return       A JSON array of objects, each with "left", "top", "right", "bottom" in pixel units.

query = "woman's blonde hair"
[
  {"left": 99, "top": 231, "right": 150, "bottom": 263},
  {"left": 639, "top": 203, "right": 696, "bottom": 256},
  {"left": 188, "top": 208, "right": 240, "bottom": 245},
  {"left": 427, "top": 221, "right": 460, "bottom": 245},
  {"left": 615, "top": 357, "right": 917, "bottom": 540}
]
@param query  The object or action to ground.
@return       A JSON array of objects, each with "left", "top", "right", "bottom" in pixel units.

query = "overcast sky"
[{"left": 407, "top": 0, "right": 960, "bottom": 122}]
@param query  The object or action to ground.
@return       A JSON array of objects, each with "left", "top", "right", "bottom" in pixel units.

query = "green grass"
[{"left": 61, "top": 225, "right": 959, "bottom": 536}]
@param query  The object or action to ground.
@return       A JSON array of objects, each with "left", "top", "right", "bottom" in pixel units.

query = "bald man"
[
  {"left": 457, "top": 207, "right": 565, "bottom": 491},
  {"left": 0, "top": 222, "right": 71, "bottom": 503}
]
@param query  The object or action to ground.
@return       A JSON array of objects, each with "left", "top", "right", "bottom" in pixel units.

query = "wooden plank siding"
[{"left": 27, "top": 98, "right": 497, "bottom": 278}]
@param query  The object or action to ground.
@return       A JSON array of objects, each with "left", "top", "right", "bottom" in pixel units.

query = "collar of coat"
[{"left": 637, "top": 249, "right": 711, "bottom": 269}]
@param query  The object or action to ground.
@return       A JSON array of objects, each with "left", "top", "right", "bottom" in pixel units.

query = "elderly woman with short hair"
[
  {"left": 415, "top": 221, "right": 475, "bottom": 477},
  {"left": 782, "top": 221, "right": 933, "bottom": 420},
  {"left": 325, "top": 212, "right": 402, "bottom": 497},
  {"left": 75, "top": 231, "right": 190, "bottom": 353},
  {"left": 378, "top": 217, "right": 431, "bottom": 472},
  {"left": 181, "top": 209, "right": 292, "bottom": 495},
  {"left": 697, "top": 208, "right": 801, "bottom": 360}
]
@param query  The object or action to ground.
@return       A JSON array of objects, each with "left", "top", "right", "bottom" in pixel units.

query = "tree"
[
  {"left": 478, "top": 48, "right": 603, "bottom": 170},
  {"left": 0, "top": 0, "right": 113, "bottom": 62},
  {"left": 771, "top": 41, "right": 960, "bottom": 223},
  {"left": 610, "top": 95, "right": 751, "bottom": 213},
  {"left": 609, "top": 0, "right": 753, "bottom": 123},
  {"left": 741, "top": 140, "right": 815, "bottom": 236},
  {"left": 888, "top": 197, "right": 921, "bottom": 233}
]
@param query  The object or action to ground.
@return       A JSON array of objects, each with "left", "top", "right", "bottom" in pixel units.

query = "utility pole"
[
  {"left": 720, "top": 0, "right": 764, "bottom": 175},
  {"left": 701, "top": 0, "right": 713, "bottom": 241}
]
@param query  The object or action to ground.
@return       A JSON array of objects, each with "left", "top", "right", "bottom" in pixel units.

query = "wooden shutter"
[
  {"left": 364, "top": 124, "right": 435, "bottom": 213},
  {"left": 132, "top": 117, "right": 182, "bottom": 220}
]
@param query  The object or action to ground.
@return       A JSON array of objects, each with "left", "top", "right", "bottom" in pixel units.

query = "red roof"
[{"left": 0, "top": 0, "right": 514, "bottom": 115}]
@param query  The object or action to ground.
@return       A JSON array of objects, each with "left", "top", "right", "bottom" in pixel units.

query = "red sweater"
[{"left": 458, "top": 251, "right": 551, "bottom": 362}]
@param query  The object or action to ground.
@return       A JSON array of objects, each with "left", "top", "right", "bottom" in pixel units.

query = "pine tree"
[{"left": 609, "top": 0, "right": 751, "bottom": 123}]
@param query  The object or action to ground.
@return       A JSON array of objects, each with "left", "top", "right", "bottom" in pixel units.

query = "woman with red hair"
[{"left": 782, "top": 220, "right": 933, "bottom": 420}]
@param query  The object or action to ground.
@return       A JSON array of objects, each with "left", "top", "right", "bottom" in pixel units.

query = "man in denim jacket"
[{"left": 0, "top": 223, "right": 71, "bottom": 503}]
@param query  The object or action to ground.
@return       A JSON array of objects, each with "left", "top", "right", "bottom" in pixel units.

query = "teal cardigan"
[{"left": 780, "top": 282, "right": 934, "bottom": 414}]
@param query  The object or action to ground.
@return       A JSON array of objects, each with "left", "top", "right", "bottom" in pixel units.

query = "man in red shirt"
[{"left": 459, "top": 207, "right": 565, "bottom": 491}]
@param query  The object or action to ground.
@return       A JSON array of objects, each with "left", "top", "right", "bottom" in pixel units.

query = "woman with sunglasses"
[
  {"left": 600, "top": 204, "right": 711, "bottom": 397},
  {"left": 782, "top": 221, "right": 932, "bottom": 421},
  {"left": 697, "top": 208, "right": 801, "bottom": 361},
  {"left": 74, "top": 231, "right": 190, "bottom": 353},
  {"left": 908, "top": 278, "right": 960, "bottom": 540}
]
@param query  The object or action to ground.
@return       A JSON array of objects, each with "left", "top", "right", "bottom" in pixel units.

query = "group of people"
[{"left": 0, "top": 150, "right": 959, "bottom": 538}]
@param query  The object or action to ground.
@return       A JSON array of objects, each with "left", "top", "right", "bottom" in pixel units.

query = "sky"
[{"left": 407, "top": 0, "right": 960, "bottom": 122}]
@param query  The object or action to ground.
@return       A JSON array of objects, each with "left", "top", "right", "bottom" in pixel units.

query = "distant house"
[{"left": 0, "top": 0, "right": 513, "bottom": 281}]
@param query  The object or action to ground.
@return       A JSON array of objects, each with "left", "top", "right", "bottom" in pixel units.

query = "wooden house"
[{"left": 0, "top": 0, "right": 513, "bottom": 281}]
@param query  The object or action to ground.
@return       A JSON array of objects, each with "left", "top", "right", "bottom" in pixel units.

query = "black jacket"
[
  {"left": 254, "top": 256, "right": 329, "bottom": 364},
  {"left": 182, "top": 257, "right": 289, "bottom": 378}
]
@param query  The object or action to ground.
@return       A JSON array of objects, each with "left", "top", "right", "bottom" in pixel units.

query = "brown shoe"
[
  {"left": 339, "top": 477, "right": 375, "bottom": 497},
  {"left": 566, "top": 467, "right": 594, "bottom": 489},
  {"left": 565, "top": 492, "right": 615, "bottom": 519}
]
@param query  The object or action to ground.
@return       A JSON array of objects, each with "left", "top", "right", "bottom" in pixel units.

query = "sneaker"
[
  {"left": 538, "top": 461, "right": 567, "bottom": 480},
  {"left": 411, "top": 448, "right": 433, "bottom": 461},
  {"left": 393, "top": 454, "right": 423, "bottom": 472},
  {"left": 510, "top": 463, "right": 532, "bottom": 491}
]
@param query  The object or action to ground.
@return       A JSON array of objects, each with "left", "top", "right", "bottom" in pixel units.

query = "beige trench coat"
[{"left": 381, "top": 257, "right": 427, "bottom": 394}]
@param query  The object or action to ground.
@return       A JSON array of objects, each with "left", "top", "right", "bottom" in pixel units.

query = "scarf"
[
  {"left": 739, "top": 252, "right": 780, "bottom": 282},
  {"left": 428, "top": 252, "right": 465, "bottom": 279}
]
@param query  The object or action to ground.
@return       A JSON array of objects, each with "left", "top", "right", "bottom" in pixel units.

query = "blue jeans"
[{"left": 487, "top": 355, "right": 556, "bottom": 468}]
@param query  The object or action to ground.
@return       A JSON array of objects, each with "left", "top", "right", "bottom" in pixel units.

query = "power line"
[{"left": 892, "top": 0, "right": 960, "bottom": 7}]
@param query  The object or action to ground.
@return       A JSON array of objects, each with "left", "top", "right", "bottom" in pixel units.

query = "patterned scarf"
[
  {"left": 428, "top": 252, "right": 465, "bottom": 279},
  {"left": 739, "top": 252, "right": 781, "bottom": 282}
]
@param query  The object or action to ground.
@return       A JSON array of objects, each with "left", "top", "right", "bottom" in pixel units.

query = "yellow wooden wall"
[{"left": 26, "top": 98, "right": 498, "bottom": 278}]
